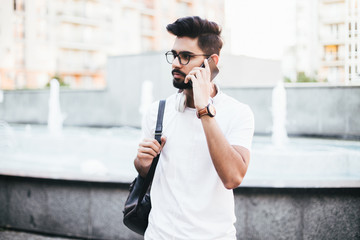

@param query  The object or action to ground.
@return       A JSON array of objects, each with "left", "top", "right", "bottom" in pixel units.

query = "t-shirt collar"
[{"left": 211, "top": 83, "right": 222, "bottom": 105}]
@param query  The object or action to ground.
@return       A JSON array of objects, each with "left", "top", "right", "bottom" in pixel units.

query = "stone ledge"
[{"left": 1, "top": 175, "right": 359, "bottom": 240}]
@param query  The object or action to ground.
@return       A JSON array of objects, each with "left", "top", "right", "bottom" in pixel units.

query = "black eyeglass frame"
[{"left": 165, "top": 51, "right": 211, "bottom": 65}]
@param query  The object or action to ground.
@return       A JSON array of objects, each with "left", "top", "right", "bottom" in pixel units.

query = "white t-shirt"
[{"left": 142, "top": 90, "right": 254, "bottom": 240}]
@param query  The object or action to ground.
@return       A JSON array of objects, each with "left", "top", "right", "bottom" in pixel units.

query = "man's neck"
[{"left": 184, "top": 90, "right": 195, "bottom": 108}]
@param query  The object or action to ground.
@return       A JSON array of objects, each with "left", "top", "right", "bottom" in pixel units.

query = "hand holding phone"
[
  {"left": 188, "top": 56, "right": 219, "bottom": 86},
  {"left": 189, "top": 56, "right": 219, "bottom": 110},
  {"left": 200, "top": 57, "right": 219, "bottom": 81}
]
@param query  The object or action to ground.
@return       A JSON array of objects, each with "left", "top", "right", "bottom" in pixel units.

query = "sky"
[{"left": 226, "top": 0, "right": 296, "bottom": 60}]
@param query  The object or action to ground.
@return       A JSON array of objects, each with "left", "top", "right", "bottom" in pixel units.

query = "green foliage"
[
  {"left": 283, "top": 76, "right": 292, "bottom": 83},
  {"left": 46, "top": 74, "right": 69, "bottom": 87},
  {"left": 296, "top": 72, "right": 317, "bottom": 83}
]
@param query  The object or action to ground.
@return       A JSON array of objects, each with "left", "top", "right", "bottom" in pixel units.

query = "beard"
[{"left": 172, "top": 69, "right": 192, "bottom": 90}]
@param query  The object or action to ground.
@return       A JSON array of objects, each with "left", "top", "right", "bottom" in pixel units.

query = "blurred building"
[
  {"left": 288, "top": 0, "right": 359, "bottom": 84},
  {"left": 0, "top": 0, "right": 224, "bottom": 90},
  {"left": 319, "top": 0, "right": 347, "bottom": 83},
  {"left": 293, "top": 0, "right": 319, "bottom": 81},
  {"left": 345, "top": 0, "right": 360, "bottom": 82}
]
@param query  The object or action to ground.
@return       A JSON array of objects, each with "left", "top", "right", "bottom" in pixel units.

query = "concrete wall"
[
  {"left": 0, "top": 53, "right": 359, "bottom": 138},
  {"left": 0, "top": 89, "right": 119, "bottom": 127},
  {"left": 217, "top": 55, "right": 281, "bottom": 87},
  {"left": 0, "top": 175, "right": 359, "bottom": 240},
  {"left": 234, "top": 187, "right": 360, "bottom": 240},
  {"left": 0, "top": 53, "right": 174, "bottom": 128},
  {"left": 223, "top": 86, "right": 360, "bottom": 139}
]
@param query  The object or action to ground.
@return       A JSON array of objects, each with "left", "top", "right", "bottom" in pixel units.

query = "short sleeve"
[
  {"left": 226, "top": 104, "right": 255, "bottom": 151},
  {"left": 141, "top": 101, "right": 159, "bottom": 140}
]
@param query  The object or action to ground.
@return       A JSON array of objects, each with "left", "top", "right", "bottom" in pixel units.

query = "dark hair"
[{"left": 166, "top": 16, "right": 223, "bottom": 55}]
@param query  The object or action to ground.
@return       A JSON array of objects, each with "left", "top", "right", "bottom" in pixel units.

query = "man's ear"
[{"left": 210, "top": 54, "right": 219, "bottom": 65}]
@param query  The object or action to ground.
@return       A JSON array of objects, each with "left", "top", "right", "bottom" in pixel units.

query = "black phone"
[{"left": 200, "top": 56, "right": 219, "bottom": 81}]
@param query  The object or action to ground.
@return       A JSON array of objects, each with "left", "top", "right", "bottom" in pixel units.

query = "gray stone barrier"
[{"left": 1, "top": 175, "right": 359, "bottom": 240}]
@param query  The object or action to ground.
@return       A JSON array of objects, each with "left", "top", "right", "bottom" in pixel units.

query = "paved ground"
[{"left": 0, "top": 230, "right": 77, "bottom": 240}]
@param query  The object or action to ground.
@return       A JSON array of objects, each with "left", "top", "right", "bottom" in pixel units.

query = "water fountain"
[
  {"left": 0, "top": 84, "right": 359, "bottom": 240},
  {"left": 47, "top": 79, "right": 65, "bottom": 136},
  {"left": 0, "top": 89, "right": 15, "bottom": 149},
  {"left": 0, "top": 77, "right": 358, "bottom": 186},
  {"left": 271, "top": 80, "right": 288, "bottom": 147},
  {"left": 0, "top": 89, "right": 3, "bottom": 103},
  {"left": 240, "top": 81, "right": 360, "bottom": 188},
  {"left": 0, "top": 74, "right": 3, "bottom": 103},
  {"left": 139, "top": 80, "right": 153, "bottom": 116}
]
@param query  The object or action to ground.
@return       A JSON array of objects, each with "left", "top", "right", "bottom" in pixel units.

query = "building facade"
[
  {"left": 294, "top": 0, "right": 359, "bottom": 84},
  {"left": 319, "top": 0, "right": 347, "bottom": 83},
  {"left": 345, "top": 0, "right": 360, "bottom": 82},
  {"left": 0, "top": 0, "right": 224, "bottom": 90}
]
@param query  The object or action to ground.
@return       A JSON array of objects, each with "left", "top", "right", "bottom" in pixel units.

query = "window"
[{"left": 349, "top": 22, "right": 353, "bottom": 38}]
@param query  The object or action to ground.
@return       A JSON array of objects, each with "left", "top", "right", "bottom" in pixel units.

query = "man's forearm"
[{"left": 200, "top": 116, "right": 249, "bottom": 189}]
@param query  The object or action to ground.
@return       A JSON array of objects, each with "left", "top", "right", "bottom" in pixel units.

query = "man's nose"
[{"left": 172, "top": 56, "right": 181, "bottom": 68}]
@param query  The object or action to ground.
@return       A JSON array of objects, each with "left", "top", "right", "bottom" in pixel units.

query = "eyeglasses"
[{"left": 165, "top": 51, "right": 210, "bottom": 65}]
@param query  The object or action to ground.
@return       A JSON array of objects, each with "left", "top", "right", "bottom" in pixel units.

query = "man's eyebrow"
[
  {"left": 171, "top": 50, "right": 194, "bottom": 55},
  {"left": 179, "top": 51, "right": 194, "bottom": 55}
]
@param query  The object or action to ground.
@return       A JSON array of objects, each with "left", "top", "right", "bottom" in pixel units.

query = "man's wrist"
[
  {"left": 196, "top": 103, "right": 216, "bottom": 118},
  {"left": 196, "top": 104, "right": 208, "bottom": 111}
]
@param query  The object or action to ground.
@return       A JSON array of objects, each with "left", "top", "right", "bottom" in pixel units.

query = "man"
[{"left": 134, "top": 16, "right": 254, "bottom": 239}]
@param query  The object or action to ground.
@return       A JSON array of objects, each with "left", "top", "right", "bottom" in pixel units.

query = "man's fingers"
[
  {"left": 142, "top": 138, "right": 161, "bottom": 145},
  {"left": 185, "top": 75, "right": 192, "bottom": 84},
  {"left": 160, "top": 136, "right": 167, "bottom": 150},
  {"left": 188, "top": 68, "right": 203, "bottom": 77},
  {"left": 204, "top": 58, "right": 210, "bottom": 72},
  {"left": 138, "top": 147, "right": 160, "bottom": 158},
  {"left": 203, "top": 58, "right": 211, "bottom": 81},
  {"left": 185, "top": 74, "right": 197, "bottom": 85},
  {"left": 140, "top": 139, "right": 160, "bottom": 149},
  {"left": 137, "top": 152, "right": 152, "bottom": 159},
  {"left": 187, "top": 64, "right": 209, "bottom": 84},
  {"left": 139, "top": 138, "right": 165, "bottom": 155},
  {"left": 185, "top": 69, "right": 201, "bottom": 83}
]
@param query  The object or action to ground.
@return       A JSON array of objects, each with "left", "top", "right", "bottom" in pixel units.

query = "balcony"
[
  {"left": 122, "top": 0, "right": 141, "bottom": 10},
  {"left": 319, "top": 8, "right": 346, "bottom": 24},
  {"left": 177, "top": 0, "right": 193, "bottom": 3},
  {"left": 321, "top": 0, "right": 345, "bottom": 3},
  {"left": 57, "top": 25, "right": 106, "bottom": 46},
  {"left": 141, "top": 29, "right": 156, "bottom": 37},
  {"left": 56, "top": 2, "right": 111, "bottom": 21},
  {"left": 320, "top": 16, "right": 346, "bottom": 24},
  {"left": 58, "top": 42, "right": 103, "bottom": 52},
  {"left": 320, "top": 38, "right": 346, "bottom": 45},
  {"left": 59, "top": 15, "right": 106, "bottom": 27},
  {"left": 141, "top": 7, "right": 156, "bottom": 16},
  {"left": 321, "top": 59, "right": 345, "bottom": 67}
]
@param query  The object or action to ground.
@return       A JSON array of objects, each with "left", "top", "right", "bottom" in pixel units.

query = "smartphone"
[
  {"left": 188, "top": 57, "right": 219, "bottom": 87},
  {"left": 200, "top": 56, "right": 219, "bottom": 81}
]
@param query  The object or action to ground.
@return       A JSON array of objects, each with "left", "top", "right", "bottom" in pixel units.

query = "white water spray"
[
  {"left": 271, "top": 81, "right": 288, "bottom": 147},
  {"left": 0, "top": 74, "right": 3, "bottom": 103},
  {"left": 47, "top": 79, "right": 64, "bottom": 136},
  {"left": 139, "top": 80, "right": 154, "bottom": 116}
]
